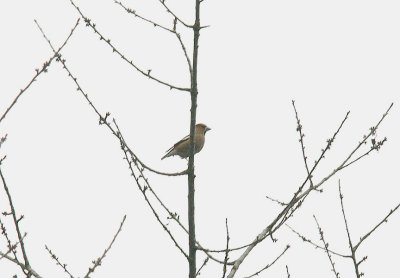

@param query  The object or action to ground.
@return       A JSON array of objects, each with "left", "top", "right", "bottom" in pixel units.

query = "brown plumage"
[{"left": 161, "top": 123, "right": 211, "bottom": 160}]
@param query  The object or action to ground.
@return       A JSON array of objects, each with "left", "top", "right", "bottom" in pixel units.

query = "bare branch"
[
  {"left": 265, "top": 195, "right": 288, "bottom": 206},
  {"left": 69, "top": 0, "right": 190, "bottom": 92},
  {"left": 158, "top": 0, "right": 192, "bottom": 28},
  {"left": 222, "top": 219, "right": 230, "bottom": 278},
  {"left": 115, "top": 0, "right": 175, "bottom": 32},
  {"left": 175, "top": 31, "right": 193, "bottom": 75},
  {"left": 0, "top": 19, "right": 79, "bottom": 124},
  {"left": 286, "top": 224, "right": 349, "bottom": 258},
  {"left": 114, "top": 120, "right": 232, "bottom": 266},
  {"left": 114, "top": 0, "right": 193, "bottom": 74},
  {"left": 35, "top": 19, "right": 230, "bottom": 267},
  {"left": 338, "top": 180, "right": 400, "bottom": 277},
  {"left": 196, "top": 257, "right": 209, "bottom": 277},
  {"left": 0, "top": 134, "right": 7, "bottom": 150},
  {"left": 354, "top": 202, "right": 400, "bottom": 251},
  {"left": 243, "top": 245, "right": 290, "bottom": 278},
  {"left": 292, "top": 100, "right": 314, "bottom": 187},
  {"left": 45, "top": 245, "right": 76, "bottom": 278},
  {"left": 34, "top": 20, "right": 186, "bottom": 177},
  {"left": 313, "top": 215, "right": 340, "bottom": 278},
  {"left": 83, "top": 215, "right": 127, "bottom": 278},
  {"left": 338, "top": 182, "right": 360, "bottom": 277},
  {"left": 0, "top": 167, "right": 30, "bottom": 271},
  {"left": 226, "top": 103, "right": 393, "bottom": 278},
  {"left": 341, "top": 137, "right": 387, "bottom": 169},
  {"left": 0, "top": 250, "right": 42, "bottom": 278},
  {"left": 0, "top": 168, "right": 42, "bottom": 277},
  {"left": 0, "top": 217, "right": 18, "bottom": 261},
  {"left": 0, "top": 223, "right": 27, "bottom": 261},
  {"left": 118, "top": 139, "right": 189, "bottom": 260},
  {"left": 286, "top": 265, "right": 291, "bottom": 278}
]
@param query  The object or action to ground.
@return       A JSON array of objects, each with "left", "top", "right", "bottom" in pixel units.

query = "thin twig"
[
  {"left": 114, "top": 0, "right": 193, "bottom": 75},
  {"left": 0, "top": 251, "right": 42, "bottom": 278},
  {"left": 115, "top": 0, "right": 175, "bottom": 32},
  {"left": 119, "top": 141, "right": 189, "bottom": 260},
  {"left": 34, "top": 20, "right": 186, "bottom": 177},
  {"left": 35, "top": 19, "right": 224, "bottom": 265},
  {"left": 0, "top": 19, "right": 79, "bottom": 123},
  {"left": 353, "top": 202, "right": 400, "bottom": 251},
  {"left": 175, "top": 31, "right": 193, "bottom": 76},
  {"left": 243, "top": 245, "right": 290, "bottom": 278},
  {"left": 83, "top": 215, "right": 127, "bottom": 278},
  {"left": 269, "top": 109, "right": 352, "bottom": 238},
  {"left": 196, "top": 257, "right": 209, "bottom": 276},
  {"left": 292, "top": 100, "right": 314, "bottom": 187},
  {"left": 0, "top": 156, "right": 6, "bottom": 165},
  {"left": 45, "top": 245, "right": 76, "bottom": 278},
  {"left": 203, "top": 110, "right": 351, "bottom": 255},
  {"left": 341, "top": 137, "right": 387, "bottom": 169},
  {"left": 265, "top": 195, "right": 288, "bottom": 206},
  {"left": 0, "top": 168, "right": 41, "bottom": 277},
  {"left": 0, "top": 226, "right": 27, "bottom": 261},
  {"left": 0, "top": 134, "right": 7, "bottom": 149},
  {"left": 227, "top": 103, "right": 393, "bottom": 278},
  {"left": 0, "top": 167, "right": 30, "bottom": 272},
  {"left": 222, "top": 218, "right": 230, "bottom": 278},
  {"left": 157, "top": 0, "right": 192, "bottom": 28},
  {"left": 286, "top": 224, "right": 349, "bottom": 258},
  {"left": 338, "top": 179, "right": 400, "bottom": 277},
  {"left": 69, "top": 0, "right": 190, "bottom": 92},
  {"left": 338, "top": 182, "right": 360, "bottom": 277},
  {"left": 313, "top": 215, "right": 340, "bottom": 278},
  {"left": 0, "top": 216, "right": 18, "bottom": 261},
  {"left": 286, "top": 265, "right": 290, "bottom": 278},
  {"left": 113, "top": 120, "right": 229, "bottom": 265}
]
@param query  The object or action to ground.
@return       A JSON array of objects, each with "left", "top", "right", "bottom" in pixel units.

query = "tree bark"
[{"left": 188, "top": 1, "right": 201, "bottom": 277}]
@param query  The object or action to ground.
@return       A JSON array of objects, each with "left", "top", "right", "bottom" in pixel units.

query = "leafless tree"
[{"left": 0, "top": 1, "right": 398, "bottom": 278}]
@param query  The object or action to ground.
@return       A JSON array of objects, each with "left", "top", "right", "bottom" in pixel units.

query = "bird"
[{"left": 161, "top": 123, "right": 211, "bottom": 160}]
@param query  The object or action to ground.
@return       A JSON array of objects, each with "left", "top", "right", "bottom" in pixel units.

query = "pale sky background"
[{"left": 0, "top": 0, "right": 399, "bottom": 277}]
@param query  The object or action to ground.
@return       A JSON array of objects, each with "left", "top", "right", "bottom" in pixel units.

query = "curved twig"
[
  {"left": 34, "top": 20, "right": 187, "bottom": 177},
  {"left": 0, "top": 19, "right": 80, "bottom": 124},
  {"left": 70, "top": 0, "right": 190, "bottom": 92}
]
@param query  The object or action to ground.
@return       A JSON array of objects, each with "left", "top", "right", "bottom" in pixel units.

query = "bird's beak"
[{"left": 205, "top": 127, "right": 211, "bottom": 132}]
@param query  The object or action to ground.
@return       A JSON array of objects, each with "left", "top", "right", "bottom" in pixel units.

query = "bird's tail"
[
  {"left": 161, "top": 150, "right": 173, "bottom": 160},
  {"left": 161, "top": 153, "right": 169, "bottom": 160}
]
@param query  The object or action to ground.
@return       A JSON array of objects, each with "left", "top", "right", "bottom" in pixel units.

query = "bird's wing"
[{"left": 164, "top": 134, "right": 190, "bottom": 154}]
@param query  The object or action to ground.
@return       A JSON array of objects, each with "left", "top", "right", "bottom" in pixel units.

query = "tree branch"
[
  {"left": 157, "top": 0, "right": 192, "bottom": 28},
  {"left": 313, "top": 215, "right": 340, "bottom": 278},
  {"left": 69, "top": 0, "right": 190, "bottom": 92},
  {"left": 0, "top": 167, "right": 30, "bottom": 272},
  {"left": 226, "top": 103, "right": 393, "bottom": 278},
  {"left": 338, "top": 182, "right": 360, "bottom": 277},
  {"left": 353, "top": 202, "right": 400, "bottom": 251},
  {"left": 118, "top": 141, "right": 189, "bottom": 260},
  {"left": 34, "top": 20, "right": 187, "bottom": 177},
  {"left": 222, "top": 219, "right": 230, "bottom": 278},
  {"left": 45, "top": 245, "right": 76, "bottom": 278},
  {"left": 83, "top": 215, "right": 127, "bottom": 278},
  {"left": 0, "top": 18, "right": 80, "bottom": 124},
  {"left": 243, "top": 245, "right": 290, "bottom": 278},
  {"left": 114, "top": 1, "right": 193, "bottom": 75},
  {"left": 292, "top": 100, "right": 314, "bottom": 187},
  {"left": 286, "top": 224, "right": 349, "bottom": 258}
]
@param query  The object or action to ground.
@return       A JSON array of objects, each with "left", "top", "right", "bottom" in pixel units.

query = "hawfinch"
[{"left": 161, "top": 123, "right": 211, "bottom": 160}]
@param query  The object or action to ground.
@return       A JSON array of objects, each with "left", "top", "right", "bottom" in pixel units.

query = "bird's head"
[{"left": 195, "top": 123, "right": 211, "bottom": 134}]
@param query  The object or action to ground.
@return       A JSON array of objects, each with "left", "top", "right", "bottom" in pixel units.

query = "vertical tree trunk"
[{"left": 188, "top": 1, "right": 201, "bottom": 278}]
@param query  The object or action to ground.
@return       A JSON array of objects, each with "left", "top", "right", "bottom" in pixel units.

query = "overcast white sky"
[{"left": 1, "top": 0, "right": 400, "bottom": 277}]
